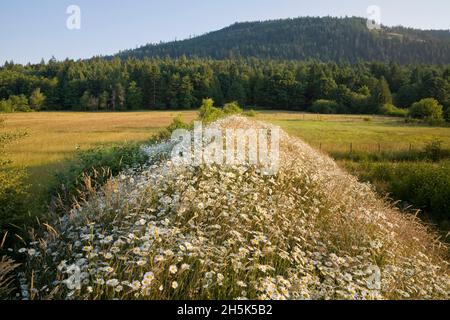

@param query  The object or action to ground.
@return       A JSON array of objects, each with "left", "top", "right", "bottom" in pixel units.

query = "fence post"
[
  {"left": 378, "top": 143, "right": 381, "bottom": 153},
  {"left": 350, "top": 143, "right": 353, "bottom": 154}
]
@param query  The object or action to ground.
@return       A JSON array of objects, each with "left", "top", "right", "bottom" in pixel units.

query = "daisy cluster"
[{"left": 18, "top": 116, "right": 449, "bottom": 300}]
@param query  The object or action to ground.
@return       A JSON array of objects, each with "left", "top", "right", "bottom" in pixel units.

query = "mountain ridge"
[{"left": 114, "top": 16, "right": 450, "bottom": 64}]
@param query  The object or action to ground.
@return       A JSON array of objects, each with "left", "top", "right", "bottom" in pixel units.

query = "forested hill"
[{"left": 115, "top": 17, "right": 450, "bottom": 64}]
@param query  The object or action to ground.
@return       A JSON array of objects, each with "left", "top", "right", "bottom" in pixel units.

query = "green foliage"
[
  {"left": 198, "top": 98, "right": 224, "bottom": 123},
  {"left": 380, "top": 104, "right": 408, "bottom": 117},
  {"left": 223, "top": 101, "right": 243, "bottom": 115},
  {"left": 409, "top": 98, "right": 444, "bottom": 121},
  {"left": 424, "top": 140, "right": 444, "bottom": 162},
  {"left": 0, "top": 95, "right": 32, "bottom": 113},
  {"left": 395, "top": 84, "right": 420, "bottom": 108},
  {"left": 310, "top": 99, "right": 339, "bottom": 114},
  {"left": 0, "top": 55, "right": 449, "bottom": 117},
  {"left": 79, "top": 91, "right": 96, "bottom": 111},
  {"left": 116, "top": 17, "right": 450, "bottom": 64},
  {"left": 53, "top": 144, "right": 149, "bottom": 210},
  {"left": 29, "top": 88, "right": 46, "bottom": 111},
  {"left": 126, "top": 81, "right": 143, "bottom": 110},
  {"left": 244, "top": 109, "right": 257, "bottom": 117},
  {"left": 370, "top": 77, "right": 393, "bottom": 112},
  {"left": 348, "top": 161, "right": 450, "bottom": 224},
  {"left": 0, "top": 100, "right": 13, "bottom": 113}
]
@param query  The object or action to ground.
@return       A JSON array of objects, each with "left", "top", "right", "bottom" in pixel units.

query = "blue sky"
[{"left": 1, "top": 0, "right": 450, "bottom": 64}]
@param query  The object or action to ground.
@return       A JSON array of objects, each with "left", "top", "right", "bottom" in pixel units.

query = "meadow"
[
  {"left": 2, "top": 110, "right": 450, "bottom": 230},
  {"left": 4, "top": 111, "right": 449, "bottom": 171},
  {"left": 13, "top": 115, "right": 450, "bottom": 300},
  {"left": 2, "top": 110, "right": 450, "bottom": 300},
  {"left": 255, "top": 112, "right": 450, "bottom": 153},
  {"left": 1, "top": 111, "right": 196, "bottom": 212}
]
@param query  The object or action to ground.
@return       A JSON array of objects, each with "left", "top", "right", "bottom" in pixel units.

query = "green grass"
[{"left": 255, "top": 112, "right": 450, "bottom": 153}]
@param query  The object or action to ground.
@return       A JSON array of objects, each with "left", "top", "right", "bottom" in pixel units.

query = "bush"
[
  {"left": 0, "top": 100, "right": 13, "bottom": 113},
  {"left": 223, "top": 101, "right": 243, "bottom": 115},
  {"left": 380, "top": 104, "right": 408, "bottom": 117},
  {"left": 347, "top": 161, "right": 450, "bottom": 225},
  {"left": 424, "top": 140, "right": 444, "bottom": 162},
  {"left": 0, "top": 95, "right": 33, "bottom": 113},
  {"left": 53, "top": 144, "right": 149, "bottom": 210},
  {"left": 310, "top": 100, "right": 339, "bottom": 114},
  {"left": 198, "top": 98, "right": 224, "bottom": 123},
  {"left": 409, "top": 98, "right": 444, "bottom": 121},
  {"left": 149, "top": 115, "right": 192, "bottom": 143},
  {"left": 245, "top": 109, "right": 257, "bottom": 117}
]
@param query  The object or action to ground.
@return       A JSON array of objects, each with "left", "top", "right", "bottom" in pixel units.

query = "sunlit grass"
[
  {"left": 255, "top": 112, "right": 450, "bottom": 153},
  {"left": 2, "top": 110, "right": 450, "bottom": 218},
  {"left": 2, "top": 111, "right": 197, "bottom": 168},
  {"left": 1, "top": 111, "right": 197, "bottom": 214},
  {"left": 18, "top": 116, "right": 450, "bottom": 300}
]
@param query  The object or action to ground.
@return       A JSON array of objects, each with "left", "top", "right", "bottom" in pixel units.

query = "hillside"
[
  {"left": 18, "top": 116, "right": 449, "bottom": 300},
  {"left": 115, "top": 17, "right": 450, "bottom": 64}
]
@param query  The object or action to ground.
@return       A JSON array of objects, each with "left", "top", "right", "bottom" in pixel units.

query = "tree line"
[{"left": 0, "top": 57, "right": 449, "bottom": 120}]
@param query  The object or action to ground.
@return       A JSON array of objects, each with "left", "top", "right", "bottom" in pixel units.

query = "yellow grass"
[
  {"left": 2, "top": 110, "right": 449, "bottom": 212},
  {"left": 2, "top": 111, "right": 197, "bottom": 168},
  {"left": 1, "top": 111, "right": 197, "bottom": 211}
]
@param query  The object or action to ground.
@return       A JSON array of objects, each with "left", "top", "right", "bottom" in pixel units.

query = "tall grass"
[
  {"left": 15, "top": 117, "right": 450, "bottom": 300},
  {"left": 1, "top": 233, "right": 20, "bottom": 299}
]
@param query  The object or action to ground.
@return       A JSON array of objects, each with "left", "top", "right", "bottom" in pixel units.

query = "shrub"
[
  {"left": 0, "top": 100, "right": 13, "bottom": 113},
  {"left": 9, "top": 95, "right": 32, "bottom": 112},
  {"left": 29, "top": 88, "right": 46, "bottom": 111},
  {"left": 380, "top": 104, "right": 408, "bottom": 117},
  {"left": 409, "top": 98, "right": 444, "bottom": 121},
  {"left": 424, "top": 140, "right": 444, "bottom": 162},
  {"left": 0, "top": 95, "right": 32, "bottom": 113},
  {"left": 53, "top": 143, "right": 149, "bottom": 210},
  {"left": 310, "top": 100, "right": 339, "bottom": 114},
  {"left": 245, "top": 109, "right": 257, "bottom": 117},
  {"left": 150, "top": 115, "right": 192, "bottom": 143},
  {"left": 198, "top": 98, "right": 223, "bottom": 123},
  {"left": 347, "top": 161, "right": 450, "bottom": 225},
  {"left": 223, "top": 101, "right": 243, "bottom": 115},
  {"left": 166, "top": 115, "right": 191, "bottom": 132}
]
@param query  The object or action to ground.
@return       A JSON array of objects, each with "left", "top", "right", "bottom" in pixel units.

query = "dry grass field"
[
  {"left": 2, "top": 111, "right": 197, "bottom": 168},
  {"left": 2, "top": 110, "right": 450, "bottom": 215},
  {"left": 2, "top": 111, "right": 196, "bottom": 195},
  {"left": 2, "top": 110, "right": 449, "bottom": 186}
]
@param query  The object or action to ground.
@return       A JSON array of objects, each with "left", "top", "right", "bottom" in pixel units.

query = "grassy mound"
[{"left": 18, "top": 117, "right": 449, "bottom": 300}]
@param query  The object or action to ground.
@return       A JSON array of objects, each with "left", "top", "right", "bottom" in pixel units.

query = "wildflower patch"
[{"left": 16, "top": 116, "right": 450, "bottom": 300}]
